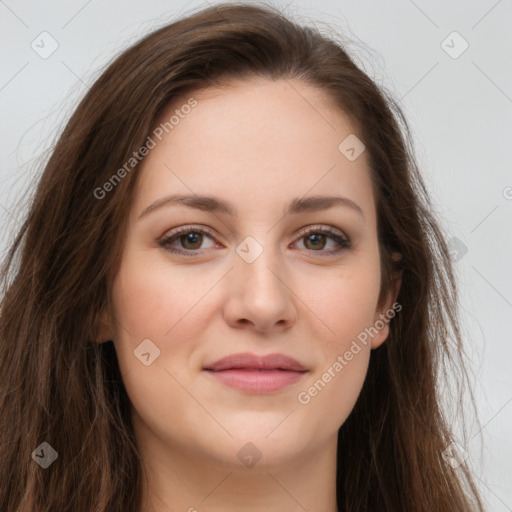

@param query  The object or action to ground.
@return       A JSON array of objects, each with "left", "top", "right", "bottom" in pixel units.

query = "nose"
[{"left": 222, "top": 245, "right": 297, "bottom": 333}]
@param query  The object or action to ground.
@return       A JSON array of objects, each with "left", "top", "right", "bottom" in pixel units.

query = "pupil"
[
  {"left": 181, "top": 232, "right": 202, "bottom": 249},
  {"left": 306, "top": 233, "right": 326, "bottom": 250}
]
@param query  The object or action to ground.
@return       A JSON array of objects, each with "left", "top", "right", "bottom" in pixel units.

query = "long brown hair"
[{"left": 0, "top": 3, "right": 484, "bottom": 510}]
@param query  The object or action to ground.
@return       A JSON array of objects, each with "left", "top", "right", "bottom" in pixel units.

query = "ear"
[
  {"left": 95, "top": 306, "right": 114, "bottom": 344},
  {"left": 371, "top": 265, "right": 403, "bottom": 350}
]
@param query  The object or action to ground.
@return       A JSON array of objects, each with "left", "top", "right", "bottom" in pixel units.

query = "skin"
[{"left": 98, "top": 77, "right": 401, "bottom": 512}]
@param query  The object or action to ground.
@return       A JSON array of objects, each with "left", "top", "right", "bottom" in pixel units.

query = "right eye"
[{"left": 159, "top": 226, "right": 219, "bottom": 255}]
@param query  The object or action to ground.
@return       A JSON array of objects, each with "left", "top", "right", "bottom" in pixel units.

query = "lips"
[
  {"left": 203, "top": 352, "right": 308, "bottom": 393},
  {"left": 204, "top": 352, "right": 307, "bottom": 372}
]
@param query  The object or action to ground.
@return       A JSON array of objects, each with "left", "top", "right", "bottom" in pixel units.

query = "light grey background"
[{"left": 1, "top": 0, "right": 511, "bottom": 509}]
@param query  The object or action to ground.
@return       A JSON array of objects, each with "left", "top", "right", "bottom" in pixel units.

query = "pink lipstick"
[{"left": 203, "top": 352, "right": 308, "bottom": 394}]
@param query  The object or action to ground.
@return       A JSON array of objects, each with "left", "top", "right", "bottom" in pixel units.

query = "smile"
[{"left": 203, "top": 352, "right": 309, "bottom": 394}]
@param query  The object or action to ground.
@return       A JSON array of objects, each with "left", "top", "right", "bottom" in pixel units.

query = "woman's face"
[{"left": 101, "top": 77, "right": 398, "bottom": 470}]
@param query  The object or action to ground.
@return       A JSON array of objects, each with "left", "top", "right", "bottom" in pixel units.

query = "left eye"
[
  {"left": 293, "top": 229, "right": 351, "bottom": 254},
  {"left": 297, "top": 232, "right": 332, "bottom": 251}
]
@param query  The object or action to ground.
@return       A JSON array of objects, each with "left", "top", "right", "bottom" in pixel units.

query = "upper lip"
[{"left": 204, "top": 352, "right": 308, "bottom": 372}]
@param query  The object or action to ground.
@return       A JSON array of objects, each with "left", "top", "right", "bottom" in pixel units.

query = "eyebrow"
[{"left": 138, "top": 193, "right": 364, "bottom": 219}]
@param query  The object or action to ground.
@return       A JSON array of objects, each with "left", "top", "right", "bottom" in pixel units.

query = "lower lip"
[{"left": 205, "top": 369, "right": 307, "bottom": 393}]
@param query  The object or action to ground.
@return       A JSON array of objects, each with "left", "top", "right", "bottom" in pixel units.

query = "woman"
[{"left": 0, "top": 3, "right": 484, "bottom": 511}]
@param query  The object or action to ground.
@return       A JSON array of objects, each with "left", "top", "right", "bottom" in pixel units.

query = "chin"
[{"left": 201, "top": 427, "right": 316, "bottom": 470}]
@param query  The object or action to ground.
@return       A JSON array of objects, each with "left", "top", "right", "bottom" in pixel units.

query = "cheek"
[
  {"left": 296, "top": 291, "right": 375, "bottom": 437},
  {"left": 110, "top": 249, "right": 218, "bottom": 342},
  {"left": 298, "top": 346, "right": 370, "bottom": 439},
  {"left": 108, "top": 250, "right": 220, "bottom": 397},
  {"left": 303, "top": 255, "right": 382, "bottom": 350},
  {"left": 108, "top": 253, "right": 218, "bottom": 445},
  {"left": 293, "top": 255, "right": 380, "bottom": 429}
]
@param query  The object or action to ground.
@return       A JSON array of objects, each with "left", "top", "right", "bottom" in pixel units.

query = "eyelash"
[{"left": 159, "top": 224, "right": 351, "bottom": 257}]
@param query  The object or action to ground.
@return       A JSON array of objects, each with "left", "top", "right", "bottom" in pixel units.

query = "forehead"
[{"left": 133, "top": 78, "right": 375, "bottom": 223}]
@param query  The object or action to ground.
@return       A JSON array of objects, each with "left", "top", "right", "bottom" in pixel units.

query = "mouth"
[{"left": 203, "top": 352, "right": 308, "bottom": 394}]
